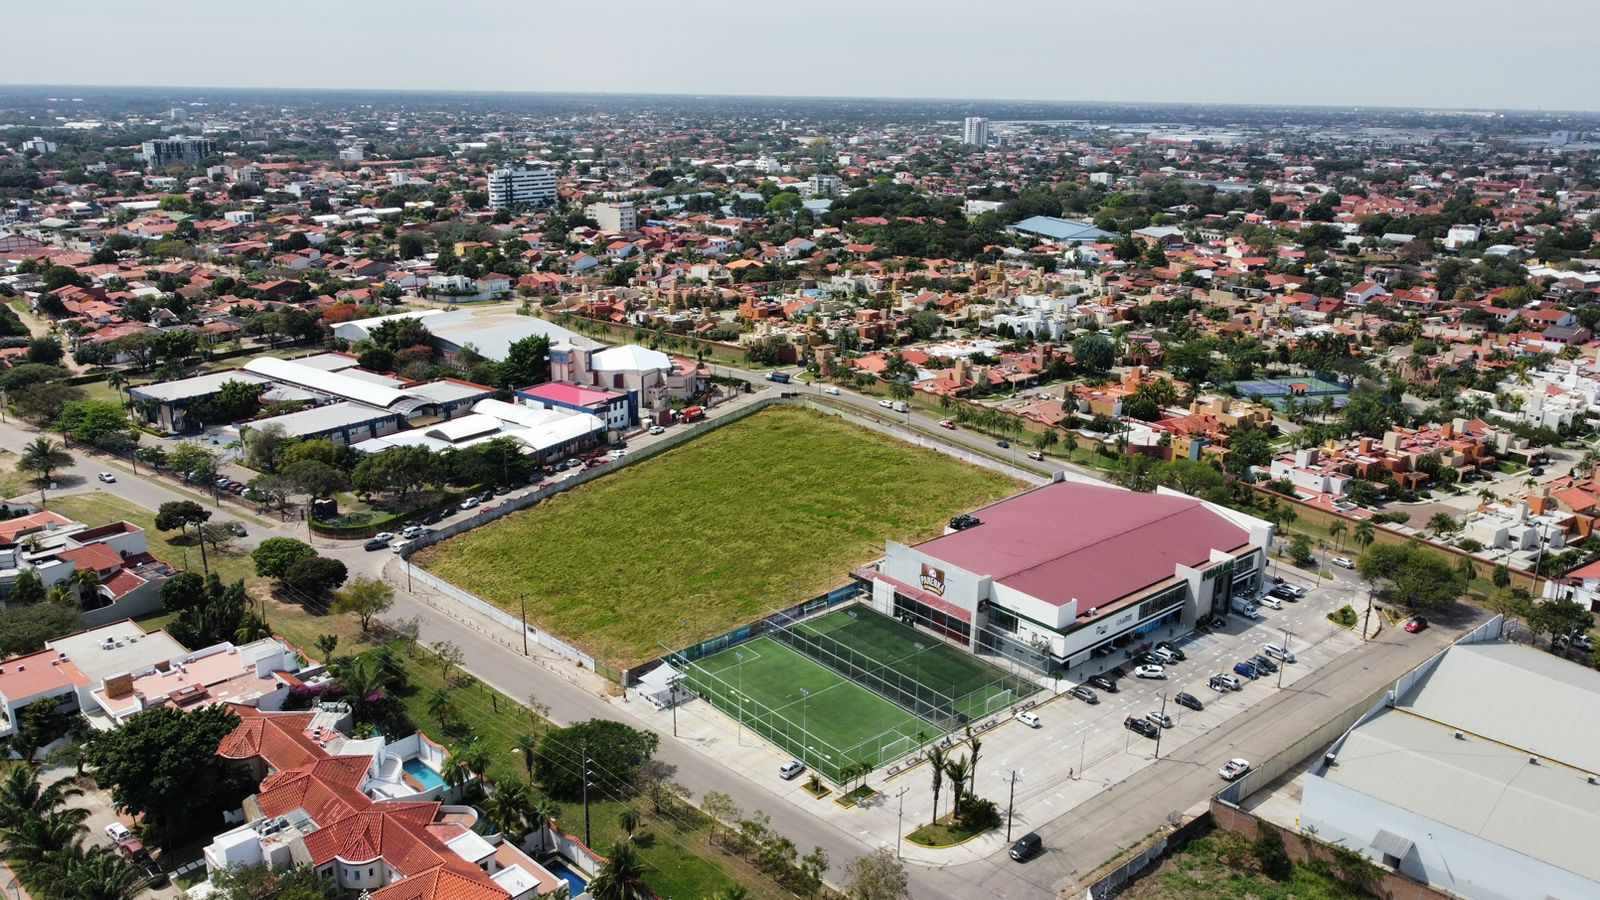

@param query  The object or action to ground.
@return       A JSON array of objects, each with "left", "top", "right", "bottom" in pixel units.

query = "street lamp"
[
  {"left": 1277, "top": 626, "right": 1294, "bottom": 689},
  {"left": 799, "top": 687, "right": 811, "bottom": 766}
]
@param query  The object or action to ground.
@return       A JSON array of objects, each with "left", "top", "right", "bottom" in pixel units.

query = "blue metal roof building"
[{"left": 1007, "top": 216, "right": 1116, "bottom": 244}]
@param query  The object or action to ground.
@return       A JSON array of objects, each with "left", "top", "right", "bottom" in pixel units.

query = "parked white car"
[
  {"left": 1133, "top": 664, "right": 1167, "bottom": 680},
  {"left": 1332, "top": 556, "right": 1355, "bottom": 569},
  {"left": 1014, "top": 710, "right": 1041, "bottom": 729},
  {"left": 97, "top": 472, "right": 117, "bottom": 483},
  {"left": 1218, "top": 758, "right": 1252, "bottom": 781},
  {"left": 105, "top": 822, "right": 132, "bottom": 843},
  {"left": 779, "top": 760, "right": 805, "bottom": 780},
  {"left": 1263, "top": 643, "right": 1297, "bottom": 664},
  {"left": 1256, "top": 595, "right": 1283, "bottom": 610}
]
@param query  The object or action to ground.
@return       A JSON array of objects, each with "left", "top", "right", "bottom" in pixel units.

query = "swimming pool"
[
  {"left": 402, "top": 758, "right": 446, "bottom": 792},
  {"left": 543, "top": 859, "right": 588, "bottom": 896}
]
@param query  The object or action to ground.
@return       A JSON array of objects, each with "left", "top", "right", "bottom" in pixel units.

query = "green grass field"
[
  {"left": 415, "top": 406, "right": 1020, "bottom": 667},
  {"left": 680, "top": 635, "right": 932, "bottom": 782},
  {"left": 795, "top": 606, "right": 1036, "bottom": 719}
]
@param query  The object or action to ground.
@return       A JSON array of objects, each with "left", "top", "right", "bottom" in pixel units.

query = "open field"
[
  {"left": 46, "top": 491, "right": 257, "bottom": 585},
  {"left": 1122, "top": 829, "right": 1364, "bottom": 900},
  {"left": 415, "top": 406, "right": 1019, "bottom": 666},
  {"left": 680, "top": 634, "right": 933, "bottom": 782}
]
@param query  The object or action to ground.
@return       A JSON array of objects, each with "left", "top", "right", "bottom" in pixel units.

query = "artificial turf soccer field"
[
  {"left": 680, "top": 607, "right": 1039, "bottom": 780},
  {"left": 683, "top": 635, "right": 932, "bottom": 781},
  {"left": 795, "top": 607, "right": 1037, "bottom": 719}
]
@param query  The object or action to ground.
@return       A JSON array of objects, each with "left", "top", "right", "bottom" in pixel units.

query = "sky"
[{"left": 5, "top": 0, "right": 1598, "bottom": 112}]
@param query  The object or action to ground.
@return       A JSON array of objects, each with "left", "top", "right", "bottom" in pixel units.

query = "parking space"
[{"left": 977, "top": 569, "right": 1371, "bottom": 821}]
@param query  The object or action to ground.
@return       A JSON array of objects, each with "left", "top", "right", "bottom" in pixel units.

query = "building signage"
[{"left": 920, "top": 564, "right": 946, "bottom": 596}]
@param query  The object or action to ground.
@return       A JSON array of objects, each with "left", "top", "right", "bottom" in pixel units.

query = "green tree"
[
  {"left": 535, "top": 720, "right": 658, "bottom": 802},
  {"left": 155, "top": 499, "right": 212, "bottom": 575},
  {"left": 499, "top": 334, "right": 551, "bottom": 389},
  {"left": 54, "top": 400, "right": 133, "bottom": 447},
  {"left": 332, "top": 577, "right": 394, "bottom": 634},
  {"left": 282, "top": 459, "right": 349, "bottom": 500},
  {"left": 282, "top": 556, "right": 348, "bottom": 597},
  {"left": 353, "top": 445, "right": 439, "bottom": 502},
  {"left": 251, "top": 537, "right": 318, "bottom": 579},
  {"left": 844, "top": 847, "right": 908, "bottom": 900},
  {"left": 10, "top": 568, "right": 47, "bottom": 605},
  {"left": 209, "top": 864, "right": 337, "bottom": 900},
  {"left": 0, "top": 603, "right": 79, "bottom": 655},
  {"left": 81, "top": 705, "right": 248, "bottom": 843},
  {"left": 1071, "top": 333, "right": 1115, "bottom": 375}
]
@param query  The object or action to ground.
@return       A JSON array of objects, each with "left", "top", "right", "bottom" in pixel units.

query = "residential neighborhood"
[{"left": 3, "top": 17, "right": 1600, "bottom": 900}]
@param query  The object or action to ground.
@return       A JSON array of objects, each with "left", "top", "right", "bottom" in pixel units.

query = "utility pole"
[
  {"left": 520, "top": 597, "right": 529, "bottom": 655},
  {"left": 895, "top": 786, "right": 909, "bottom": 859},
  {"left": 800, "top": 687, "right": 811, "bottom": 767},
  {"left": 1004, "top": 769, "right": 1020, "bottom": 842},
  {"left": 670, "top": 675, "right": 680, "bottom": 736},
  {"left": 1078, "top": 731, "right": 1087, "bottom": 780},
  {"left": 1362, "top": 584, "right": 1374, "bottom": 642},
  {"left": 581, "top": 743, "right": 593, "bottom": 848},
  {"left": 1277, "top": 626, "right": 1293, "bottom": 689},
  {"left": 1153, "top": 692, "right": 1169, "bottom": 759}
]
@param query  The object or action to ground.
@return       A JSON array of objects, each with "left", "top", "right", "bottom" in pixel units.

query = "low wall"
[
  {"left": 1209, "top": 801, "right": 1454, "bottom": 900},
  {"left": 1083, "top": 813, "right": 1211, "bottom": 899}
]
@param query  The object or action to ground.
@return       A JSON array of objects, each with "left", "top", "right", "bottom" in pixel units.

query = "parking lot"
[{"left": 972, "top": 564, "right": 1372, "bottom": 834}]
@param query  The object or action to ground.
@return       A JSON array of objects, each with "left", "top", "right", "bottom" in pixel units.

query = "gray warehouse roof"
[
  {"left": 241, "top": 401, "right": 401, "bottom": 439},
  {"left": 128, "top": 370, "right": 271, "bottom": 403},
  {"left": 1007, "top": 216, "right": 1115, "bottom": 243}
]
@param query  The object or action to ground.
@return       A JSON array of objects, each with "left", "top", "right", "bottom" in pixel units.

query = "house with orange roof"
[{"left": 205, "top": 707, "right": 569, "bottom": 900}]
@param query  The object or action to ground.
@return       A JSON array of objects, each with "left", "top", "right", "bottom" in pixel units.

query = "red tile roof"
[{"left": 913, "top": 482, "right": 1251, "bottom": 609}]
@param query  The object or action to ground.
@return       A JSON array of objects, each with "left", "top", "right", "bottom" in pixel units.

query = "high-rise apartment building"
[
  {"left": 140, "top": 136, "right": 218, "bottom": 168},
  {"left": 586, "top": 201, "right": 637, "bottom": 233},
  {"left": 962, "top": 116, "right": 990, "bottom": 147},
  {"left": 487, "top": 164, "right": 558, "bottom": 209}
]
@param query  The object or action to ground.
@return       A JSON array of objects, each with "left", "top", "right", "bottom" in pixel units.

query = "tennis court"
[
  {"left": 794, "top": 606, "right": 1036, "bottom": 720},
  {"left": 681, "top": 635, "right": 934, "bottom": 782}
]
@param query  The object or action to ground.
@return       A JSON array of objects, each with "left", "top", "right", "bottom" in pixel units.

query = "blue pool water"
[
  {"left": 544, "top": 859, "right": 588, "bottom": 896},
  {"left": 402, "top": 758, "right": 446, "bottom": 791}
]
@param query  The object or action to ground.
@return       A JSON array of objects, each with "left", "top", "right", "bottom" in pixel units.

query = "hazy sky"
[{"left": 6, "top": 0, "right": 1598, "bottom": 111}]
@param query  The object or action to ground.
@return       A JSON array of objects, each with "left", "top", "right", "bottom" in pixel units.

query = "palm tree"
[
  {"left": 483, "top": 781, "right": 534, "bottom": 839},
  {"left": 18, "top": 437, "right": 71, "bottom": 489},
  {"left": 1353, "top": 520, "right": 1376, "bottom": 552},
  {"left": 426, "top": 688, "right": 456, "bottom": 729},
  {"left": 0, "top": 765, "right": 85, "bottom": 829},
  {"left": 925, "top": 744, "right": 948, "bottom": 826},
  {"left": 529, "top": 797, "right": 562, "bottom": 839},
  {"left": 1427, "top": 512, "right": 1459, "bottom": 539},
  {"left": 55, "top": 847, "right": 144, "bottom": 900},
  {"left": 616, "top": 808, "right": 640, "bottom": 840},
  {"left": 964, "top": 725, "right": 983, "bottom": 799},
  {"left": 589, "top": 839, "right": 650, "bottom": 900},
  {"left": 107, "top": 371, "right": 128, "bottom": 407},
  {"left": 1328, "top": 520, "right": 1347, "bottom": 551},
  {"left": 1477, "top": 487, "right": 1496, "bottom": 506},
  {"left": 338, "top": 654, "right": 386, "bottom": 725},
  {"left": 440, "top": 755, "right": 473, "bottom": 795},
  {"left": 942, "top": 754, "right": 971, "bottom": 818},
  {"left": 514, "top": 733, "right": 539, "bottom": 781}
]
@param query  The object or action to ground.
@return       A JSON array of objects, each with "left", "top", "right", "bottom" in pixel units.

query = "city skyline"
[{"left": 3, "top": 0, "right": 1598, "bottom": 113}]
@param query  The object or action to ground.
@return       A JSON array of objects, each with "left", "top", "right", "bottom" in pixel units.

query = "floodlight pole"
[
  {"left": 520, "top": 596, "right": 529, "bottom": 655},
  {"left": 895, "top": 786, "right": 909, "bottom": 860}
]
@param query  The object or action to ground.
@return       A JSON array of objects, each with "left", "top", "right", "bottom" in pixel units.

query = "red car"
[{"left": 1404, "top": 617, "right": 1428, "bottom": 634}]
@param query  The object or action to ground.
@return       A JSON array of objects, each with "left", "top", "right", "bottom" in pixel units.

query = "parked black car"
[
  {"left": 1104, "top": 663, "right": 1127, "bottom": 679},
  {"left": 1154, "top": 641, "right": 1186, "bottom": 661},
  {"left": 1124, "top": 716, "right": 1159, "bottom": 739},
  {"left": 1088, "top": 675, "right": 1119, "bottom": 693},
  {"left": 1174, "top": 691, "right": 1204, "bottom": 711},
  {"left": 1248, "top": 654, "right": 1279, "bottom": 674},
  {"left": 363, "top": 537, "right": 389, "bottom": 551}
]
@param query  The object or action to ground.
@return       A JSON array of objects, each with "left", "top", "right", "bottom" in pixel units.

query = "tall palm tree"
[
  {"left": 107, "top": 371, "right": 128, "bottom": 408},
  {"left": 1353, "top": 520, "right": 1376, "bottom": 552},
  {"left": 514, "top": 733, "right": 539, "bottom": 781},
  {"left": 482, "top": 781, "right": 534, "bottom": 839},
  {"left": 616, "top": 808, "right": 640, "bottom": 840},
  {"left": 426, "top": 688, "right": 456, "bottom": 729},
  {"left": 1328, "top": 520, "right": 1348, "bottom": 551},
  {"left": 925, "top": 744, "right": 948, "bottom": 826},
  {"left": 589, "top": 839, "right": 650, "bottom": 900},
  {"left": 964, "top": 726, "right": 983, "bottom": 799},
  {"left": 942, "top": 754, "right": 971, "bottom": 818},
  {"left": 440, "top": 755, "right": 473, "bottom": 795},
  {"left": 338, "top": 654, "right": 386, "bottom": 726}
]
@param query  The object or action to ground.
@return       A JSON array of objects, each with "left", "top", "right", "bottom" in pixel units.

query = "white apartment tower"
[
  {"left": 586, "top": 201, "right": 637, "bottom": 233},
  {"left": 962, "top": 116, "right": 990, "bottom": 147},
  {"left": 486, "top": 164, "right": 557, "bottom": 209}
]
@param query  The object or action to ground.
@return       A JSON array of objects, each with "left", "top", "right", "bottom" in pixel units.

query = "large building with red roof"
[
  {"left": 866, "top": 477, "right": 1272, "bottom": 674},
  {"left": 206, "top": 707, "right": 564, "bottom": 900}
]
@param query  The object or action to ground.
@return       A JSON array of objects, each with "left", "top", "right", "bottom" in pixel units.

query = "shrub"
[
  {"left": 1253, "top": 826, "right": 1293, "bottom": 880},
  {"left": 1328, "top": 605, "right": 1359, "bottom": 627}
]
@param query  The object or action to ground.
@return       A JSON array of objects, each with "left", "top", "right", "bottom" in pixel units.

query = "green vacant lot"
[{"left": 416, "top": 406, "right": 1019, "bottom": 667}]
